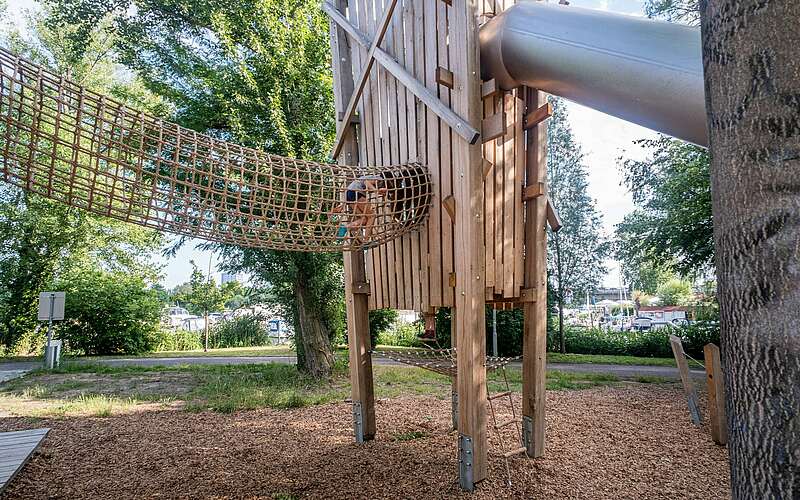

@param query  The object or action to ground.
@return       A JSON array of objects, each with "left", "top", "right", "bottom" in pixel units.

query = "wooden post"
[
  {"left": 704, "top": 343, "right": 728, "bottom": 445},
  {"left": 669, "top": 335, "right": 702, "bottom": 426},
  {"left": 330, "top": 0, "right": 376, "bottom": 442},
  {"left": 450, "top": 0, "right": 487, "bottom": 490},
  {"left": 522, "top": 87, "right": 548, "bottom": 458}
]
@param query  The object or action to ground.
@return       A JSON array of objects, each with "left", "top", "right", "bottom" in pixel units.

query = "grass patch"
[
  {"left": 546, "top": 352, "right": 704, "bottom": 369},
  {"left": 392, "top": 430, "right": 427, "bottom": 442}
]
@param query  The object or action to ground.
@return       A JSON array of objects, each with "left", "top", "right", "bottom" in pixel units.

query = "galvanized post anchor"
[
  {"left": 458, "top": 434, "right": 474, "bottom": 491},
  {"left": 352, "top": 401, "right": 365, "bottom": 443},
  {"left": 522, "top": 415, "right": 533, "bottom": 455}
]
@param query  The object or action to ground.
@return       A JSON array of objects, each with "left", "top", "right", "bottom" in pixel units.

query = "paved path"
[{"left": 1, "top": 355, "right": 704, "bottom": 381}]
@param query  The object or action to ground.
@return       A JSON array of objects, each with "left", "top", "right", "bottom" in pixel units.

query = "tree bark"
[
  {"left": 293, "top": 275, "right": 335, "bottom": 379},
  {"left": 701, "top": 0, "right": 800, "bottom": 497}
]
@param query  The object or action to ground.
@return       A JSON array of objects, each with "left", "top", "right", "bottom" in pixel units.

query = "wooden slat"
[
  {"left": 481, "top": 109, "right": 506, "bottom": 142},
  {"left": 424, "top": 0, "right": 442, "bottom": 308},
  {"left": 546, "top": 196, "right": 563, "bottom": 231},
  {"left": 331, "top": 0, "right": 400, "bottom": 160},
  {"left": 670, "top": 334, "right": 702, "bottom": 426},
  {"left": 523, "top": 181, "right": 545, "bottom": 200},
  {"left": 502, "top": 94, "right": 515, "bottom": 298},
  {"left": 704, "top": 343, "right": 728, "bottom": 445},
  {"left": 438, "top": 0, "right": 454, "bottom": 307},
  {"left": 494, "top": 92, "right": 505, "bottom": 295},
  {"left": 483, "top": 95, "right": 496, "bottom": 290},
  {"left": 513, "top": 95, "right": 525, "bottom": 297},
  {"left": 481, "top": 78, "right": 500, "bottom": 99},
  {"left": 523, "top": 102, "right": 553, "bottom": 130},
  {"left": 323, "top": 2, "right": 481, "bottom": 145},
  {"left": 436, "top": 67, "right": 455, "bottom": 89}
]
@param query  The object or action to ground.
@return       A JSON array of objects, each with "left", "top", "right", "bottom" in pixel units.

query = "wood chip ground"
[{"left": 0, "top": 385, "right": 729, "bottom": 499}]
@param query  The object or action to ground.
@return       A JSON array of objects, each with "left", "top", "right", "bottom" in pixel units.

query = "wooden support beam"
[
  {"left": 523, "top": 182, "right": 545, "bottom": 201},
  {"left": 330, "top": 0, "right": 375, "bottom": 443},
  {"left": 670, "top": 335, "right": 702, "bottom": 426},
  {"left": 352, "top": 282, "right": 371, "bottom": 295},
  {"left": 481, "top": 79, "right": 500, "bottom": 100},
  {"left": 519, "top": 288, "right": 538, "bottom": 303},
  {"left": 442, "top": 195, "right": 456, "bottom": 222},
  {"left": 482, "top": 159, "right": 494, "bottom": 178},
  {"left": 331, "top": 0, "right": 399, "bottom": 160},
  {"left": 337, "top": 111, "right": 360, "bottom": 123},
  {"left": 523, "top": 102, "right": 553, "bottom": 130},
  {"left": 436, "top": 67, "right": 455, "bottom": 89},
  {"left": 546, "top": 197, "right": 563, "bottom": 232},
  {"left": 451, "top": 0, "right": 487, "bottom": 488},
  {"left": 522, "top": 88, "right": 548, "bottom": 459},
  {"left": 704, "top": 343, "right": 728, "bottom": 445},
  {"left": 323, "top": 2, "right": 480, "bottom": 146},
  {"left": 441, "top": 0, "right": 452, "bottom": 5},
  {"left": 481, "top": 110, "right": 506, "bottom": 143}
]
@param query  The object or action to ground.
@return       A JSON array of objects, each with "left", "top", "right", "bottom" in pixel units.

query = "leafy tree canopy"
[{"left": 615, "top": 136, "right": 713, "bottom": 279}]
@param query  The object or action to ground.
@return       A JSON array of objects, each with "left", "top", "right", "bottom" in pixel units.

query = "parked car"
[
  {"left": 630, "top": 316, "right": 653, "bottom": 331},
  {"left": 162, "top": 306, "right": 192, "bottom": 328},
  {"left": 180, "top": 316, "right": 207, "bottom": 332}
]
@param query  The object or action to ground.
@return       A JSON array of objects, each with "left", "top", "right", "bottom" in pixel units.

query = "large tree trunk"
[
  {"left": 701, "top": 1, "right": 800, "bottom": 497},
  {"left": 293, "top": 275, "right": 335, "bottom": 379}
]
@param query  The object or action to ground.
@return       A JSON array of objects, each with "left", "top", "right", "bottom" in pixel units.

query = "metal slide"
[{"left": 480, "top": 1, "right": 706, "bottom": 146}]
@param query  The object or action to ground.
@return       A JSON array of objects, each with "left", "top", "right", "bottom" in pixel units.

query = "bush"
[
  {"left": 208, "top": 315, "right": 271, "bottom": 348},
  {"left": 377, "top": 323, "right": 422, "bottom": 347},
  {"left": 555, "top": 323, "right": 720, "bottom": 358},
  {"left": 153, "top": 328, "right": 202, "bottom": 351},
  {"left": 369, "top": 309, "right": 399, "bottom": 348},
  {"left": 55, "top": 268, "right": 162, "bottom": 355}
]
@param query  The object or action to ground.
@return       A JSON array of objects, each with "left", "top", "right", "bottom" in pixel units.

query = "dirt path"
[{"left": 0, "top": 385, "right": 728, "bottom": 499}]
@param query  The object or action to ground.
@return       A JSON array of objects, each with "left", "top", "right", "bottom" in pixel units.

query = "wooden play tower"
[{"left": 326, "top": 0, "right": 555, "bottom": 489}]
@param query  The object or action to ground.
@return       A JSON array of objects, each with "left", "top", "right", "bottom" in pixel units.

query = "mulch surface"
[{"left": 0, "top": 385, "right": 729, "bottom": 499}]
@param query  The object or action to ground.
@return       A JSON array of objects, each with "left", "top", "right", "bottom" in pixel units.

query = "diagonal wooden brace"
[{"left": 323, "top": 2, "right": 480, "bottom": 154}]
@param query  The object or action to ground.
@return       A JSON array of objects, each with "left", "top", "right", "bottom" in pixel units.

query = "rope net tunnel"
[{"left": 0, "top": 48, "right": 431, "bottom": 252}]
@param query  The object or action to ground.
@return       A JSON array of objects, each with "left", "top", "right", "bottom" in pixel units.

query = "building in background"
[{"left": 221, "top": 273, "right": 240, "bottom": 284}]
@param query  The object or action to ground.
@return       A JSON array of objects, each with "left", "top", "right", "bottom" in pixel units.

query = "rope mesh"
[
  {"left": 371, "top": 348, "right": 521, "bottom": 377},
  {"left": 0, "top": 48, "right": 431, "bottom": 252}
]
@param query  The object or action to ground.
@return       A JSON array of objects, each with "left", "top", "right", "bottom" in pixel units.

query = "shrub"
[
  {"left": 377, "top": 322, "right": 422, "bottom": 347},
  {"left": 208, "top": 315, "right": 271, "bottom": 348},
  {"left": 369, "top": 309, "right": 399, "bottom": 348},
  {"left": 555, "top": 323, "right": 720, "bottom": 358},
  {"left": 153, "top": 328, "right": 202, "bottom": 351},
  {"left": 55, "top": 268, "right": 162, "bottom": 355}
]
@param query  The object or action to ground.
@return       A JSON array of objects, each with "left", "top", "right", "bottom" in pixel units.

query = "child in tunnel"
[{"left": 332, "top": 173, "right": 389, "bottom": 239}]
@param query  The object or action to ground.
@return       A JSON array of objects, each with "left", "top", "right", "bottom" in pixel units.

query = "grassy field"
[{"left": 0, "top": 360, "right": 637, "bottom": 418}]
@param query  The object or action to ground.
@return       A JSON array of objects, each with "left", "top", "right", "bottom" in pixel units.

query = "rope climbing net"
[
  {"left": 0, "top": 48, "right": 431, "bottom": 252},
  {"left": 371, "top": 348, "right": 521, "bottom": 377}
]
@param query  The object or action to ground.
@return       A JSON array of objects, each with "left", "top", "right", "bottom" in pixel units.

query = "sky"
[{"left": 4, "top": 0, "right": 658, "bottom": 289}]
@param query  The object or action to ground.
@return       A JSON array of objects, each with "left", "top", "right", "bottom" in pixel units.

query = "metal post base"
[
  {"left": 352, "top": 401, "right": 365, "bottom": 443},
  {"left": 458, "top": 434, "right": 474, "bottom": 491}
]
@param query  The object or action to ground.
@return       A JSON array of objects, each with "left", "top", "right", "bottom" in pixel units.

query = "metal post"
[
  {"left": 492, "top": 308, "right": 498, "bottom": 357},
  {"left": 45, "top": 293, "right": 55, "bottom": 369}
]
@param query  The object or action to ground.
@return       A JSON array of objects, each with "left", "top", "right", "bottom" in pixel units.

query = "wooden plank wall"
[{"left": 338, "top": 0, "right": 523, "bottom": 311}]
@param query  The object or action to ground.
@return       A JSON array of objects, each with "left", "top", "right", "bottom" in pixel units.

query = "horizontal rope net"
[
  {"left": 371, "top": 348, "right": 521, "bottom": 377},
  {"left": 0, "top": 47, "right": 431, "bottom": 252}
]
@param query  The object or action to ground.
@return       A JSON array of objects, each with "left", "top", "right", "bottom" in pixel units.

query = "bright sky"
[{"left": 4, "top": 0, "right": 658, "bottom": 289}]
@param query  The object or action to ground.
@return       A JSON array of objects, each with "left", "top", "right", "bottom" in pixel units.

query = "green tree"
[
  {"left": 644, "top": 0, "right": 699, "bottom": 24},
  {"left": 55, "top": 266, "right": 162, "bottom": 355},
  {"left": 43, "top": 0, "right": 341, "bottom": 377},
  {"left": 615, "top": 136, "right": 713, "bottom": 277},
  {"left": 0, "top": 9, "right": 165, "bottom": 354},
  {"left": 619, "top": 260, "right": 676, "bottom": 295},
  {"left": 655, "top": 278, "right": 693, "bottom": 306},
  {"left": 546, "top": 98, "right": 608, "bottom": 353},
  {"left": 175, "top": 261, "right": 239, "bottom": 350}
]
